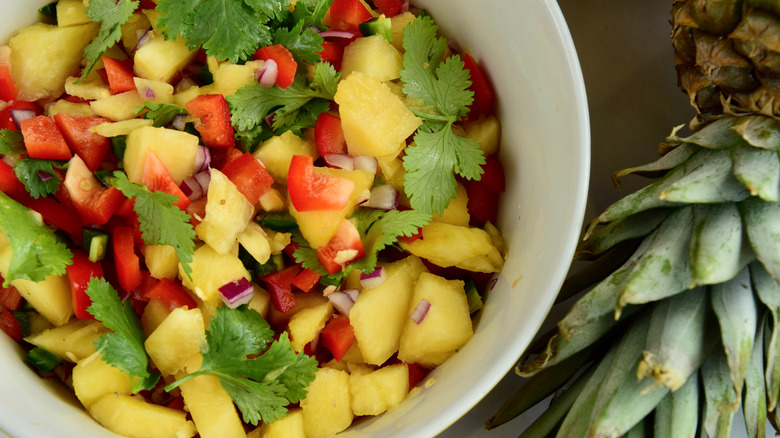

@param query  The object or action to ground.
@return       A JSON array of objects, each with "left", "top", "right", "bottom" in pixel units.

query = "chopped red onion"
[
  {"left": 193, "top": 146, "right": 211, "bottom": 173},
  {"left": 219, "top": 277, "right": 255, "bottom": 309},
  {"left": 343, "top": 289, "right": 360, "bottom": 302},
  {"left": 320, "top": 30, "right": 357, "bottom": 39},
  {"left": 309, "top": 332, "right": 320, "bottom": 352},
  {"left": 359, "top": 267, "right": 386, "bottom": 290},
  {"left": 410, "top": 299, "right": 431, "bottom": 325},
  {"left": 194, "top": 169, "right": 211, "bottom": 189},
  {"left": 179, "top": 169, "right": 211, "bottom": 201},
  {"left": 10, "top": 109, "right": 35, "bottom": 128},
  {"left": 365, "top": 185, "right": 399, "bottom": 210},
  {"left": 172, "top": 114, "right": 187, "bottom": 131},
  {"left": 133, "top": 30, "right": 151, "bottom": 53},
  {"left": 328, "top": 290, "right": 355, "bottom": 315},
  {"left": 144, "top": 87, "right": 156, "bottom": 99},
  {"left": 256, "top": 59, "right": 278, "bottom": 87},
  {"left": 323, "top": 154, "right": 354, "bottom": 171},
  {"left": 38, "top": 171, "right": 53, "bottom": 182},
  {"left": 353, "top": 156, "right": 377, "bottom": 174}
]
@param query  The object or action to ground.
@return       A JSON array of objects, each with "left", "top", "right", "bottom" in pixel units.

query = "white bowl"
[{"left": 0, "top": 1, "right": 589, "bottom": 437}]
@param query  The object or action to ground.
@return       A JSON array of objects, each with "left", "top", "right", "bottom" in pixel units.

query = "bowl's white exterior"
[{"left": 0, "top": 1, "right": 589, "bottom": 437}]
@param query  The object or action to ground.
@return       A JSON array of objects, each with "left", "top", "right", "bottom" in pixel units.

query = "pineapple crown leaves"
[{"left": 81, "top": 0, "right": 139, "bottom": 79}]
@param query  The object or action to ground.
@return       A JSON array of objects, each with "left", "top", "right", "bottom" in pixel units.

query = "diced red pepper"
[
  {"left": 319, "top": 315, "right": 355, "bottom": 362},
  {"left": 374, "top": 0, "right": 405, "bottom": 17},
  {"left": 185, "top": 94, "right": 236, "bottom": 148},
  {"left": 291, "top": 268, "right": 321, "bottom": 293},
  {"left": 112, "top": 225, "right": 143, "bottom": 292},
  {"left": 53, "top": 113, "right": 112, "bottom": 172},
  {"left": 316, "top": 219, "right": 365, "bottom": 274},
  {"left": 145, "top": 278, "right": 198, "bottom": 310},
  {"left": 317, "top": 41, "right": 345, "bottom": 71},
  {"left": 139, "top": 0, "right": 157, "bottom": 9},
  {"left": 0, "top": 279, "right": 22, "bottom": 312},
  {"left": 406, "top": 362, "right": 429, "bottom": 390},
  {"left": 314, "top": 112, "right": 346, "bottom": 156},
  {"left": 260, "top": 265, "right": 301, "bottom": 313},
  {"left": 0, "top": 309, "right": 22, "bottom": 342},
  {"left": 186, "top": 197, "right": 208, "bottom": 227},
  {"left": 220, "top": 152, "right": 275, "bottom": 205},
  {"left": 0, "top": 64, "right": 18, "bottom": 102},
  {"left": 141, "top": 150, "right": 191, "bottom": 210},
  {"left": 287, "top": 155, "right": 355, "bottom": 212},
  {"left": 20, "top": 115, "right": 72, "bottom": 160},
  {"left": 462, "top": 54, "right": 496, "bottom": 119},
  {"left": 64, "top": 156, "right": 125, "bottom": 226},
  {"left": 66, "top": 250, "right": 105, "bottom": 319},
  {"left": 466, "top": 180, "right": 499, "bottom": 226},
  {"left": 0, "top": 159, "right": 30, "bottom": 200},
  {"left": 397, "top": 226, "right": 423, "bottom": 244},
  {"left": 211, "top": 147, "right": 244, "bottom": 170},
  {"left": 253, "top": 44, "right": 298, "bottom": 89},
  {"left": 0, "top": 101, "right": 41, "bottom": 131},
  {"left": 101, "top": 57, "right": 136, "bottom": 95},
  {"left": 327, "top": 0, "right": 373, "bottom": 32},
  {"left": 478, "top": 154, "right": 505, "bottom": 193}
]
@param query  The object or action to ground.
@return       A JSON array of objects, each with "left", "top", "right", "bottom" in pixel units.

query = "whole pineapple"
[{"left": 487, "top": 1, "right": 780, "bottom": 437}]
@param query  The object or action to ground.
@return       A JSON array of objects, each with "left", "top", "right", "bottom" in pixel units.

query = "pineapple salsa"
[{"left": 0, "top": 0, "right": 506, "bottom": 437}]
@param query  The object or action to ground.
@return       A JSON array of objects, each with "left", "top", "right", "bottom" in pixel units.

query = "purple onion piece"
[
  {"left": 353, "top": 156, "right": 377, "bottom": 174},
  {"left": 144, "top": 88, "right": 156, "bottom": 99},
  {"left": 133, "top": 30, "right": 151, "bottom": 54},
  {"left": 343, "top": 289, "right": 360, "bottom": 302},
  {"left": 194, "top": 169, "right": 211, "bottom": 192},
  {"left": 320, "top": 30, "right": 357, "bottom": 39},
  {"left": 410, "top": 299, "right": 431, "bottom": 325},
  {"left": 10, "top": 109, "right": 35, "bottom": 129},
  {"left": 179, "top": 177, "right": 203, "bottom": 200},
  {"left": 219, "top": 277, "right": 255, "bottom": 309},
  {"left": 359, "top": 267, "right": 386, "bottom": 290},
  {"left": 365, "top": 185, "right": 399, "bottom": 211},
  {"left": 193, "top": 146, "right": 211, "bottom": 173},
  {"left": 257, "top": 59, "right": 278, "bottom": 87},
  {"left": 38, "top": 170, "right": 53, "bottom": 182},
  {"left": 323, "top": 153, "right": 355, "bottom": 171},
  {"left": 328, "top": 291, "right": 355, "bottom": 316}
]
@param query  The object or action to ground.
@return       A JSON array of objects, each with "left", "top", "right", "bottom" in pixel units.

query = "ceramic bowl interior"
[{"left": 0, "top": 1, "right": 589, "bottom": 437}]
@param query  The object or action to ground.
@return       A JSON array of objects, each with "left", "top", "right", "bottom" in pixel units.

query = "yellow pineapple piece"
[
  {"left": 9, "top": 22, "right": 99, "bottom": 101},
  {"left": 0, "top": 246, "right": 71, "bottom": 326},
  {"left": 247, "top": 284, "right": 272, "bottom": 319},
  {"left": 200, "top": 57, "right": 264, "bottom": 97},
  {"left": 432, "top": 183, "right": 469, "bottom": 226},
  {"left": 174, "top": 84, "right": 201, "bottom": 107},
  {"left": 399, "top": 221, "right": 505, "bottom": 273},
  {"left": 140, "top": 298, "right": 171, "bottom": 336},
  {"left": 301, "top": 368, "right": 354, "bottom": 438},
  {"left": 25, "top": 319, "right": 108, "bottom": 362},
  {"left": 398, "top": 272, "right": 474, "bottom": 367},
  {"left": 88, "top": 393, "right": 197, "bottom": 438},
  {"left": 195, "top": 169, "right": 255, "bottom": 254},
  {"left": 134, "top": 77, "right": 175, "bottom": 104},
  {"left": 90, "top": 90, "right": 146, "bottom": 121},
  {"left": 64, "top": 74, "right": 111, "bottom": 101},
  {"left": 45, "top": 100, "right": 97, "bottom": 118},
  {"left": 376, "top": 153, "right": 407, "bottom": 197},
  {"left": 341, "top": 35, "right": 403, "bottom": 82},
  {"left": 349, "top": 363, "right": 409, "bottom": 416},
  {"left": 133, "top": 32, "right": 197, "bottom": 83},
  {"left": 238, "top": 222, "right": 272, "bottom": 265},
  {"left": 463, "top": 115, "right": 501, "bottom": 155},
  {"left": 90, "top": 118, "right": 154, "bottom": 137},
  {"left": 124, "top": 126, "right": 199, "bottom": 184},
  {"left": 288, "top": 300, "right": 334, "bottom": 352},
  {"left": 56, "top": 0, "right": 91, "bottom": 26},
  {"left": 121, "top": 13, "right": 152, "bottom": 53},
  {"left": 145, "top": 307, "right": 205, "bottom": 376},
  {"left": 335, "top": 71, "right": 421, "bottom": 158},
  {"left": 179, "top": 244, "right": 251, "bottom": 305},
  {"left": 390, "top": 12, "right": 416, "bottom": 52},
  {"left": 350, "top": 256, "right": 427, "bottom": 365},
  {"left": 266, "top": 291, "right": 329, "bottom": 328},
  {"left": 73, "top": 352, "right": 133, "bottom": 408},
  {"left": 248, "top": 408, "right": 305, "bottom": 438},
  {"left": 253, "top": 131, "right": 319, "bottom": 183},
  {"left": 142, "top": 244, "right": 180, "bottom": 280},
  {"left": 178, "top": 373, "right": 246, "bottom": 438}
]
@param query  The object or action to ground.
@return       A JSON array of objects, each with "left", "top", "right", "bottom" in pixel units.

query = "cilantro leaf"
[
  {"left": 0, "top": 191, "right": 73, "bottom": 286},
  {"left": 156, "top": 0, "right": 285, "bottom": 63},
  {"left": 290, "top": 0, "right": 334, "bottom": 30},
  {"left": 0, "top": 129, "right": 25, "bottom": 155},
  {"left": 13, "top": 157, "right": 64, "bottom": 199},
  {"left": 110, "top": 172, "right": 196, "bottom": 279},
  {"left": 135, "top": 101, "right": 188, "bottom": 127},
  {"left": 82, "top": 0, "right": 139, "bottom": 78},
  {"left": 272, "top": 21, "right": 324, "bottom": 65},
  {"left": 399, "top": 16, "right": 485, "bottom": 215},
  {"left": 86, "top": 277, "right": 160, "bottom": 392},
  {"left": 166, "top": 306, "right": 317, "bottom": 425}
]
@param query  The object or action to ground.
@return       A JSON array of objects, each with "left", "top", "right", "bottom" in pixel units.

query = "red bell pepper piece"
[
  {"left": 112, "top": 225, "right": 143, "bottom": 292},
  {"left": 290, "top": 268, "right": 321, "bottom": 293},
  {"left": 0, "top": 279, "right": 22, "bottom": 312},
  {"left": 397, "top": 226, "right": 422, "bottom": 244},
  {"left": 466, "top": 180, "right": 499, "bottom": 226},
  {"left": 185, "top": 94, "right": 236, "bottom": 148},
  {"left": 145, "top": 278, "right": 198, "bottom": 310},
  {"left": 374, "top": 0, "right": 405, "bottom": 17},
  {"left": 260, "top": 265, "right": 301, "bottom": 313},
  {"left": 478, "top": 154, "right": 506, "bottom": 193},
  {"left": 253, "top": 44, "right": 298, "bottom": 89},
  {"left": 316, "top": 219, "right": 365, "bottom": 274},
  {"left": 406, "top": 362, "right": 428, "bottom": 390},
  {"left": 462, "top": 54, "right": 496, "bottom": 119},
  {"left": 0, "top": 101, "right": 41, "bottom": 131},
  {"left": 101, "top": 57, "right": 136, "bottom": 95},
  {"left": 53, "top": 113, "right": 112, "bottom": 172},
  {"left": 210, "top": 147, "right": 244, "bottom": 170},
  {"left": 20, "top": 115, "right": 72, "bottom": 160},
  {"left": 220, "top": 152, "right": 274, "bottom": 205},
  {"left": 0, "top": 159, "right": 29, "bottom": 200},
  {"left": 141, "top": 150, "right": 191, "bottom": 210},
  {"left": 328, "top": 0, "right": 373, "bottom": 32},
  {"left": 314, "top": 112, "right": 346, "bottom": 156},
  {"left": 66, "top": 250, "right": 105, "bottom": 319},
  {"left": 0, "top": 309, "right": 23, "bottom": 342},
  {"left": 64, "top": 156, "right": 125, "bottom": 226},
  {"left": 0, "top": 64, "right": 18, "bottom": 102},
  {"left": 319, "top": 315, "right": 355, "bottom": 362},
  {"left": 287, "top": 155, "right": 355, "bottom": 212},
  {"left": 317, "top": 41, "right": 345, "bottom": 71}
]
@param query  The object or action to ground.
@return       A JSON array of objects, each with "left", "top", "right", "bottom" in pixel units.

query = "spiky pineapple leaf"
[
  {"left": 751, "top": 262, "right": 780, "bottom": 411},
  {"left": 611, "top": 142, "right": 698, "bottom": 188},
  {"left": 731, "top": 143, "right": 780, "bottom": 201},
  {"left": 701, "top": 349, "right": 738, "bottom": 437},
  {"left": 744, "top": 315, "right": 767, "bottom": 438},
  {"left": 659, "top": 148, "right": 750, "bottom": 203},
  {"left": 740, "top": 197, "right": 780, "bottom": 282},
  {"left": 731, "top": 115, "right": 780, "bottom": 150},
  {"left": 654, "top": 373, "right": 700, "bottom": 438},
  {"left": 689, "top": 203, "right": 753, "bottom": 286}
]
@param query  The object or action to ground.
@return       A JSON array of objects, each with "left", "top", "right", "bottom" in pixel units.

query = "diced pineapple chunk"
[
  {"left": 134, "top": 77, "right": 175, "bottom": 104},
  {"left": 288, "top": 300, "right": 334, "bottom": 352},
  {"left": 46, "top": 100, "right": 97, "bottom": 118},
  {"left": 9, "top": 22, "right": 99, "bottom": 101},
  {"left": 56, "top": 0, "right": 91, "bottom": 26},
  {"left": 432, "top": 183, "right": 469, "bottom": 226},
  {"left": 178, "top": 374, "right": 246, "bottom": 438},
  {"left": 350, "top": 256, "right": 427, "bottom": 365},
  {"left": 266, "top": 292, "right": 328, "bottom": 328},
  {"left": 248, "top": 408, "right": 305, "bottom": 438},
  {"left": 121, "top": 13, "right": 152, "bottom": 53},
  {"left": 335, "top": 71, "right": 421, "bottom": 158},
  {"left": 390, "top": 12, "right": 416, "bottom": 52},
  {"left": 238, "top": 221, "right": 272, "bottom": 265},
  {"left": 341, "top": 35, "right": 403, "bottom": 82},
  {"left": 195, "top": 169, "right": 255, "bottom": 254},
  {"left": 25, "top": 319, "right": 108, "bottom": 362},
  {"left": 253, "top": 131, "right": 318, "bottom": 183},
  {"left": 301, "top": 368, "right": 354, "bottom": 438},
  {"left": 90, "top": 119, "right": 154, "bottom": 137},
  {"left": 73, "top": 352, "right": 133, "bottom": 408},
  {"left": 124, "top": 126, "right": 199, "bottom": 184},
  {"left": 141, "top": 298, "right": 171, "bottom": 336},
  {"left": 399, "top": 221, "right": 505, "bottom": 273},
  {"left": 180, "top": 244, "right": 251, "bottom": 305},
  {"left": 143, "top": 244, "right": 180, "bottom": 280},
  {"left": 65, "top": 74, "right": 111, "bottom": 101},
  {"left": 88, "top": 393, "right": 197, "bottom": 438},
  {"left": 349, "top": 363, "right": 409, "bottom": 416},
  {"left": 463, "top": 115, "right": 501, "bottom": 155},
  {"left": 200, "top": 58, "right": 264, "bottom": 97},
  {"left": 145, "top": 307, "right": 205, "bottom": 376},
  {"left": 90, "top": 90, "right": 146, "bottom": 121},
  {"left": 133, "top": 33, "right": 197, "bottom": 83},
  {"left": 247, "top": 285, "right": 272, "bottom": 320},
  {"left": 398, "top": 272, "right": 474, "bottom": 367}
]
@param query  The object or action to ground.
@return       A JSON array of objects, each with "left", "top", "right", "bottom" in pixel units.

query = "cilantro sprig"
[
  {"left": 81, "top": 0, "right": 139, "bottom": 78},
  {"left": 166, "top": 306, "right": 317, "bottom": 425},
  {"left": 110, "top": 172, "right": 196, "bottom": 279},
  {"left": 85, "top": 277, "right": 160, "bottom": 392},
  {"left": 0, "top": 129, "right": 25, "bottom": 155},
  {"left": 0, "top": 192, "right": 73, "bottom": 286},
  {"left": 135, "top": 101, "right": 188, "bottom": 127},
  {"left": 399, "top": 16, "right": 485, "bottom": 216},
  {"left": 13, "top": 157, "right": 65, "bottom": 199}
]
